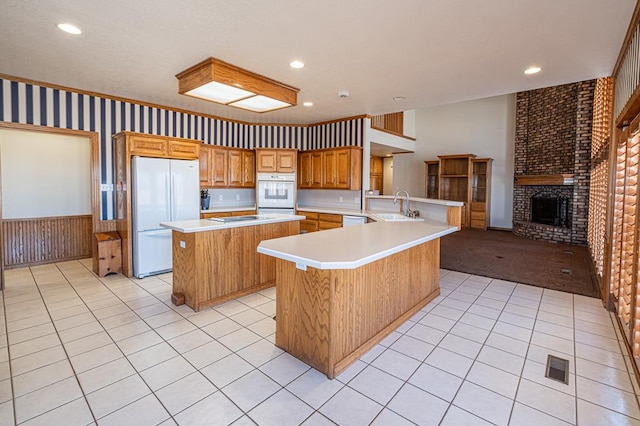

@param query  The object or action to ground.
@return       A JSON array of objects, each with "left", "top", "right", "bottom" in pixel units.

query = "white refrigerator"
[{"left": 132, "top": 156, "right": 200, "bottom": 278}]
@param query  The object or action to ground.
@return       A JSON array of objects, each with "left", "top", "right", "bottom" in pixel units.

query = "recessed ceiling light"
[
  {"left": 57, "top": 23, "right": 82, "bottom": 35},
  {"left": 393, "top": 96, "right": 406, "bottom": 101},
  {"left": 303, "top": 102, "right": 313, "bottom": 107},
  {"left": 524, "top": 66, "right": 542, "bottom": 75},
  {"left": 290, "top": 61, "right": 305, "bottom": 69}
]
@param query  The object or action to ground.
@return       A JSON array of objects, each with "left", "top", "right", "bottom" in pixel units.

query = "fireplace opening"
[{"left": 531, "top": 192, "right": 568, "bottom": 227}]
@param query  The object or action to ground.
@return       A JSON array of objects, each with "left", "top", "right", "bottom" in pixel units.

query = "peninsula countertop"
[
  {"left": 160, "top": 214, "right": 304, "bottom": 233},
  {"left": 257, "top": 219, "right": 457, "bottom": 270}
]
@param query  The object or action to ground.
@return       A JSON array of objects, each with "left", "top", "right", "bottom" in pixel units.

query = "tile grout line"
[
  {"left": 18, "top": 264, "right": 99, "bottom": 425},
  {"left": 0, "top": 279, "right": 17, "bottom": 425}
]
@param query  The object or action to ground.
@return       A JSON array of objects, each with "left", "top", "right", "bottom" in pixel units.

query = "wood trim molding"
[
  {"left": 514, "top": 174, "right": 575, "bottom": 186},
  {"left": 369, "top": 125, "right": 417, "bottom": 141},
  {"left": 0, "top": 122, "right": 109, "bottom": 234}
]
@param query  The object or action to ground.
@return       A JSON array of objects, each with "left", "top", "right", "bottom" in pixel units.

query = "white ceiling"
[{"left": 0, "top": 0, "right": 634, "bottom": 125}]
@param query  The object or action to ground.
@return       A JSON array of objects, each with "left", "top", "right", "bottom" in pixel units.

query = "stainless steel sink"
[{"left": 208, "top": 215, "right": 260, "bottom": 223}]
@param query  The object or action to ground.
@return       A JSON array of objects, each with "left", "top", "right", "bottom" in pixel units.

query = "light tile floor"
[{"left": 0, "top": 260, "right": 639, "bottom": 425}]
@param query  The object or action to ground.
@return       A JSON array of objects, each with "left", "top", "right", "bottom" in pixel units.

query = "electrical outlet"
[
  {"left": 100, "top": 183, "right": 113, "bottom": 191},
  {"left": 218, "top": 195, "right": 223, "bottom": 201},
  {"left": 339, "top": 196, "right": 344, "bottom": 202},
  {"left": 296, "top": 262, "right": 307, "bottom": 271},
  {"left": 179, "top": 241, "right": 186, "bottom": 248},
  {"left": 354, "top": 197, "right": 360, "bottom": 203},
  {"left": 236, "top": 194, "right": 240, "bottom": 201}
]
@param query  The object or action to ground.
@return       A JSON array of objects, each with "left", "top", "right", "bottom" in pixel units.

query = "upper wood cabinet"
[
  {"left": 200, "top": 145, "right": 255, "bottom": 188},
  {"left": 370, "top": 156, "right": 384, "bottom": 194},
  {"left": 255, "top": 148, "right": 297, "bottom": 173},
  {"left": 370, "top": 156, "right": 384, "bottom": 175},
  {"left": 298, "top": 147, "right": 362, "bottom": 190},
  {"left": 128, "top": 134, "right": 200, "bottom": 160}
]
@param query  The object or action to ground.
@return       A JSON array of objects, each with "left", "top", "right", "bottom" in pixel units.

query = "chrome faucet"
[{"left": 393, "top": 190, "right": 411, "bottom": 216}]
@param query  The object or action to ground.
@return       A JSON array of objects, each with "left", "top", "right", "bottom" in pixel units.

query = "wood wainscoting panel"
[
  {"left": 3, "top": 215, "right": 92, "bottom": 268},
  {"left": 275, "top": 238, "right": 440, "bottom": 378}
]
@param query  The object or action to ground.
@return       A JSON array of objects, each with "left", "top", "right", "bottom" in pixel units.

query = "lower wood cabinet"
[
  {"left": 319, "top": 213, "right": 342, "bottom": 230},
  {"left": 201, "top": 210, "right": 255, "bottom": 219},
  {"left": 297, "top": 211, "right": 343, "bottom": 233},
  {"left": 298, "top": 211, "right": 319, "bottom": 233}
]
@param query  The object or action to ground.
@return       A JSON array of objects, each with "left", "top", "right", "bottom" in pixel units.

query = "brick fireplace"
[{"left": 512, "top": 80, "right": 595, "bottom": 245}]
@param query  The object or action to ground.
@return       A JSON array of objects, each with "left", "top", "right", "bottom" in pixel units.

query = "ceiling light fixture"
[
  {"left": 290, "top": 60, "right": 305, "bottom": 69},
  {"left": 57, "top": 23, "right": 82, "bottom": 34},
  {"left": 393, "top": 96, "right": 406, "bottom": 101},
  {"left": 524, "top": 66, "right": 542, "bottom": 75},
  {"left": 176, "top": 57, "right": 299, "bottom": 113},
  {"left": 303, "top": 102, "right": 313, "bottom": 107}
]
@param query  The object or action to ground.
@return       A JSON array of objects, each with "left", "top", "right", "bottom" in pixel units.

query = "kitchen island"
[
  {"left": 257, "top": 219, "right": 457, "bottom": 378},
  {"left": 161, "top": 214, "right": 303, "bottom": 311}
]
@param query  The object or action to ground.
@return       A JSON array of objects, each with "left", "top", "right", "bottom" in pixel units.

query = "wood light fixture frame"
[{"left": 176, "top": 57, "right": 299, "bottom": 113}]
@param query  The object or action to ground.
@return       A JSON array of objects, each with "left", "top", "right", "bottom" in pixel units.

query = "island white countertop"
[
  {"left": 257, "top": 219, "right": 457, "bottom": 270},
  {"left": 161, "top": 214, "right": 304, "bottom": 233}
]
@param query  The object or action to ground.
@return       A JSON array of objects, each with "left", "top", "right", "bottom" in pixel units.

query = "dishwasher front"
[{"left": 342, "top": 215, "right": 367, "bottom": 227}]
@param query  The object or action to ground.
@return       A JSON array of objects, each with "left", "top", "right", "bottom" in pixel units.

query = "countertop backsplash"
[
  {"left": 297, "top": 189, "right": 361, "bottom": 210},
  {"left": 204, "top": 188, "right": 256, "bottom": 209}
]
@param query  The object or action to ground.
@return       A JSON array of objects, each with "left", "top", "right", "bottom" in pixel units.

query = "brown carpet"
[{"left": 440, "top": 229, "right": 600, "bottom": 298}]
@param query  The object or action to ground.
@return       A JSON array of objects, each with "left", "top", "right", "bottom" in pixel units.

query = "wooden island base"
[
  {"left": 275, "top": 238, "right": 440, "bottom": 379},
  {"left": 171, "top": 221, "right": 299, "bottom": 311}
]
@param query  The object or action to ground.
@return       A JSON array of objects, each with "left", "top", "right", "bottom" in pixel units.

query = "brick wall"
[{"left": 513, "top": 80, "right": 595, "bottom": 245}]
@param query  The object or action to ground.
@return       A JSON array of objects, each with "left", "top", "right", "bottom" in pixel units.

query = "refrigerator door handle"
[
  {"left": 171, "top": 174, "right": 176, "bottom": 221},
  {"left": 166, "top": 173, "right": 172, "bottom": 221}
]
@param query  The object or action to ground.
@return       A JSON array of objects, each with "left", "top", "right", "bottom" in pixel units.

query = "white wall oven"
[{"left": 257, "top": 173, "right": 296, "bottom": 214}]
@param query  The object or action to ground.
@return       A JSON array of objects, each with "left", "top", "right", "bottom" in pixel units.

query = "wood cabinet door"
[
  {"left": 370, "top": 175, "right": 383, "bottom": 192},
  {"left": 256, "top": 150, "right": 277, "bottom": 172},
  {"left": 370, "top": 156, "right": 383, "bottom": 175},
  {"left": 130, "top": 135, "right": 168, "bottom": 157},
  {"left": 199, "top": 145, "right": 212, "bottom": 186},
  {"left": 323, "top": 150, "right": 337, "bottom": 188},
  {"left": 228, "top": 150, "right": 243, "bottom": 187},
  {"left": 211, "top": 148, "right": 228, "bottom": 187},
  {"left": 335, "top": 149, "right": 351, "bottom": 189},
  {"left": 298, "top": 152, "right": 312, "bottom": 188},
  {"left": 243, "top": 150, "right": 255, "bottom": 188},
  {"left": 277, "top": 151, "right": 296, "bottom": 173},
  {"left": 311, "top": 151, "right": 324, "bottom": 188},
  {"left": 168, "top": 140, "right": 199, "bottom": 159}
]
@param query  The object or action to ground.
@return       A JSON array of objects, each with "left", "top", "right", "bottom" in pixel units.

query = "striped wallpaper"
[{"left": 0, "top": 77, "right": 364, "bottom": 220}]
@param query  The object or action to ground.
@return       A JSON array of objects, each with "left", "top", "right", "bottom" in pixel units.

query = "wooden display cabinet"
[
  {"left": 424, "top": 160, "right": 439, "bottom": 198},
  {"left": 470, "top": 158, "right": 492, "bottom": 230},
  {"left": 423, "top": 154, "right": 492, "bottom": 229}
]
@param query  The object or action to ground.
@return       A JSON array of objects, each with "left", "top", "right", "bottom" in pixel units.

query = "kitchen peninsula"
[
  {"left": 161, "top": 214, "right": 303, "bottom": 311},
  {"left": 258, "top": 218, "right": 457, "bottom": 378}
]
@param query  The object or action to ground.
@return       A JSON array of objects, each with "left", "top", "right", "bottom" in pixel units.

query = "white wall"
[
  {"left": 383, "top": 157, "right": 394, "bottom": 195},
  {"left": 0, "top": 128, "right": 92, "bottom": 219},
  {"left": 393, "top": 94, "right": 516, "bottom": 229}
]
